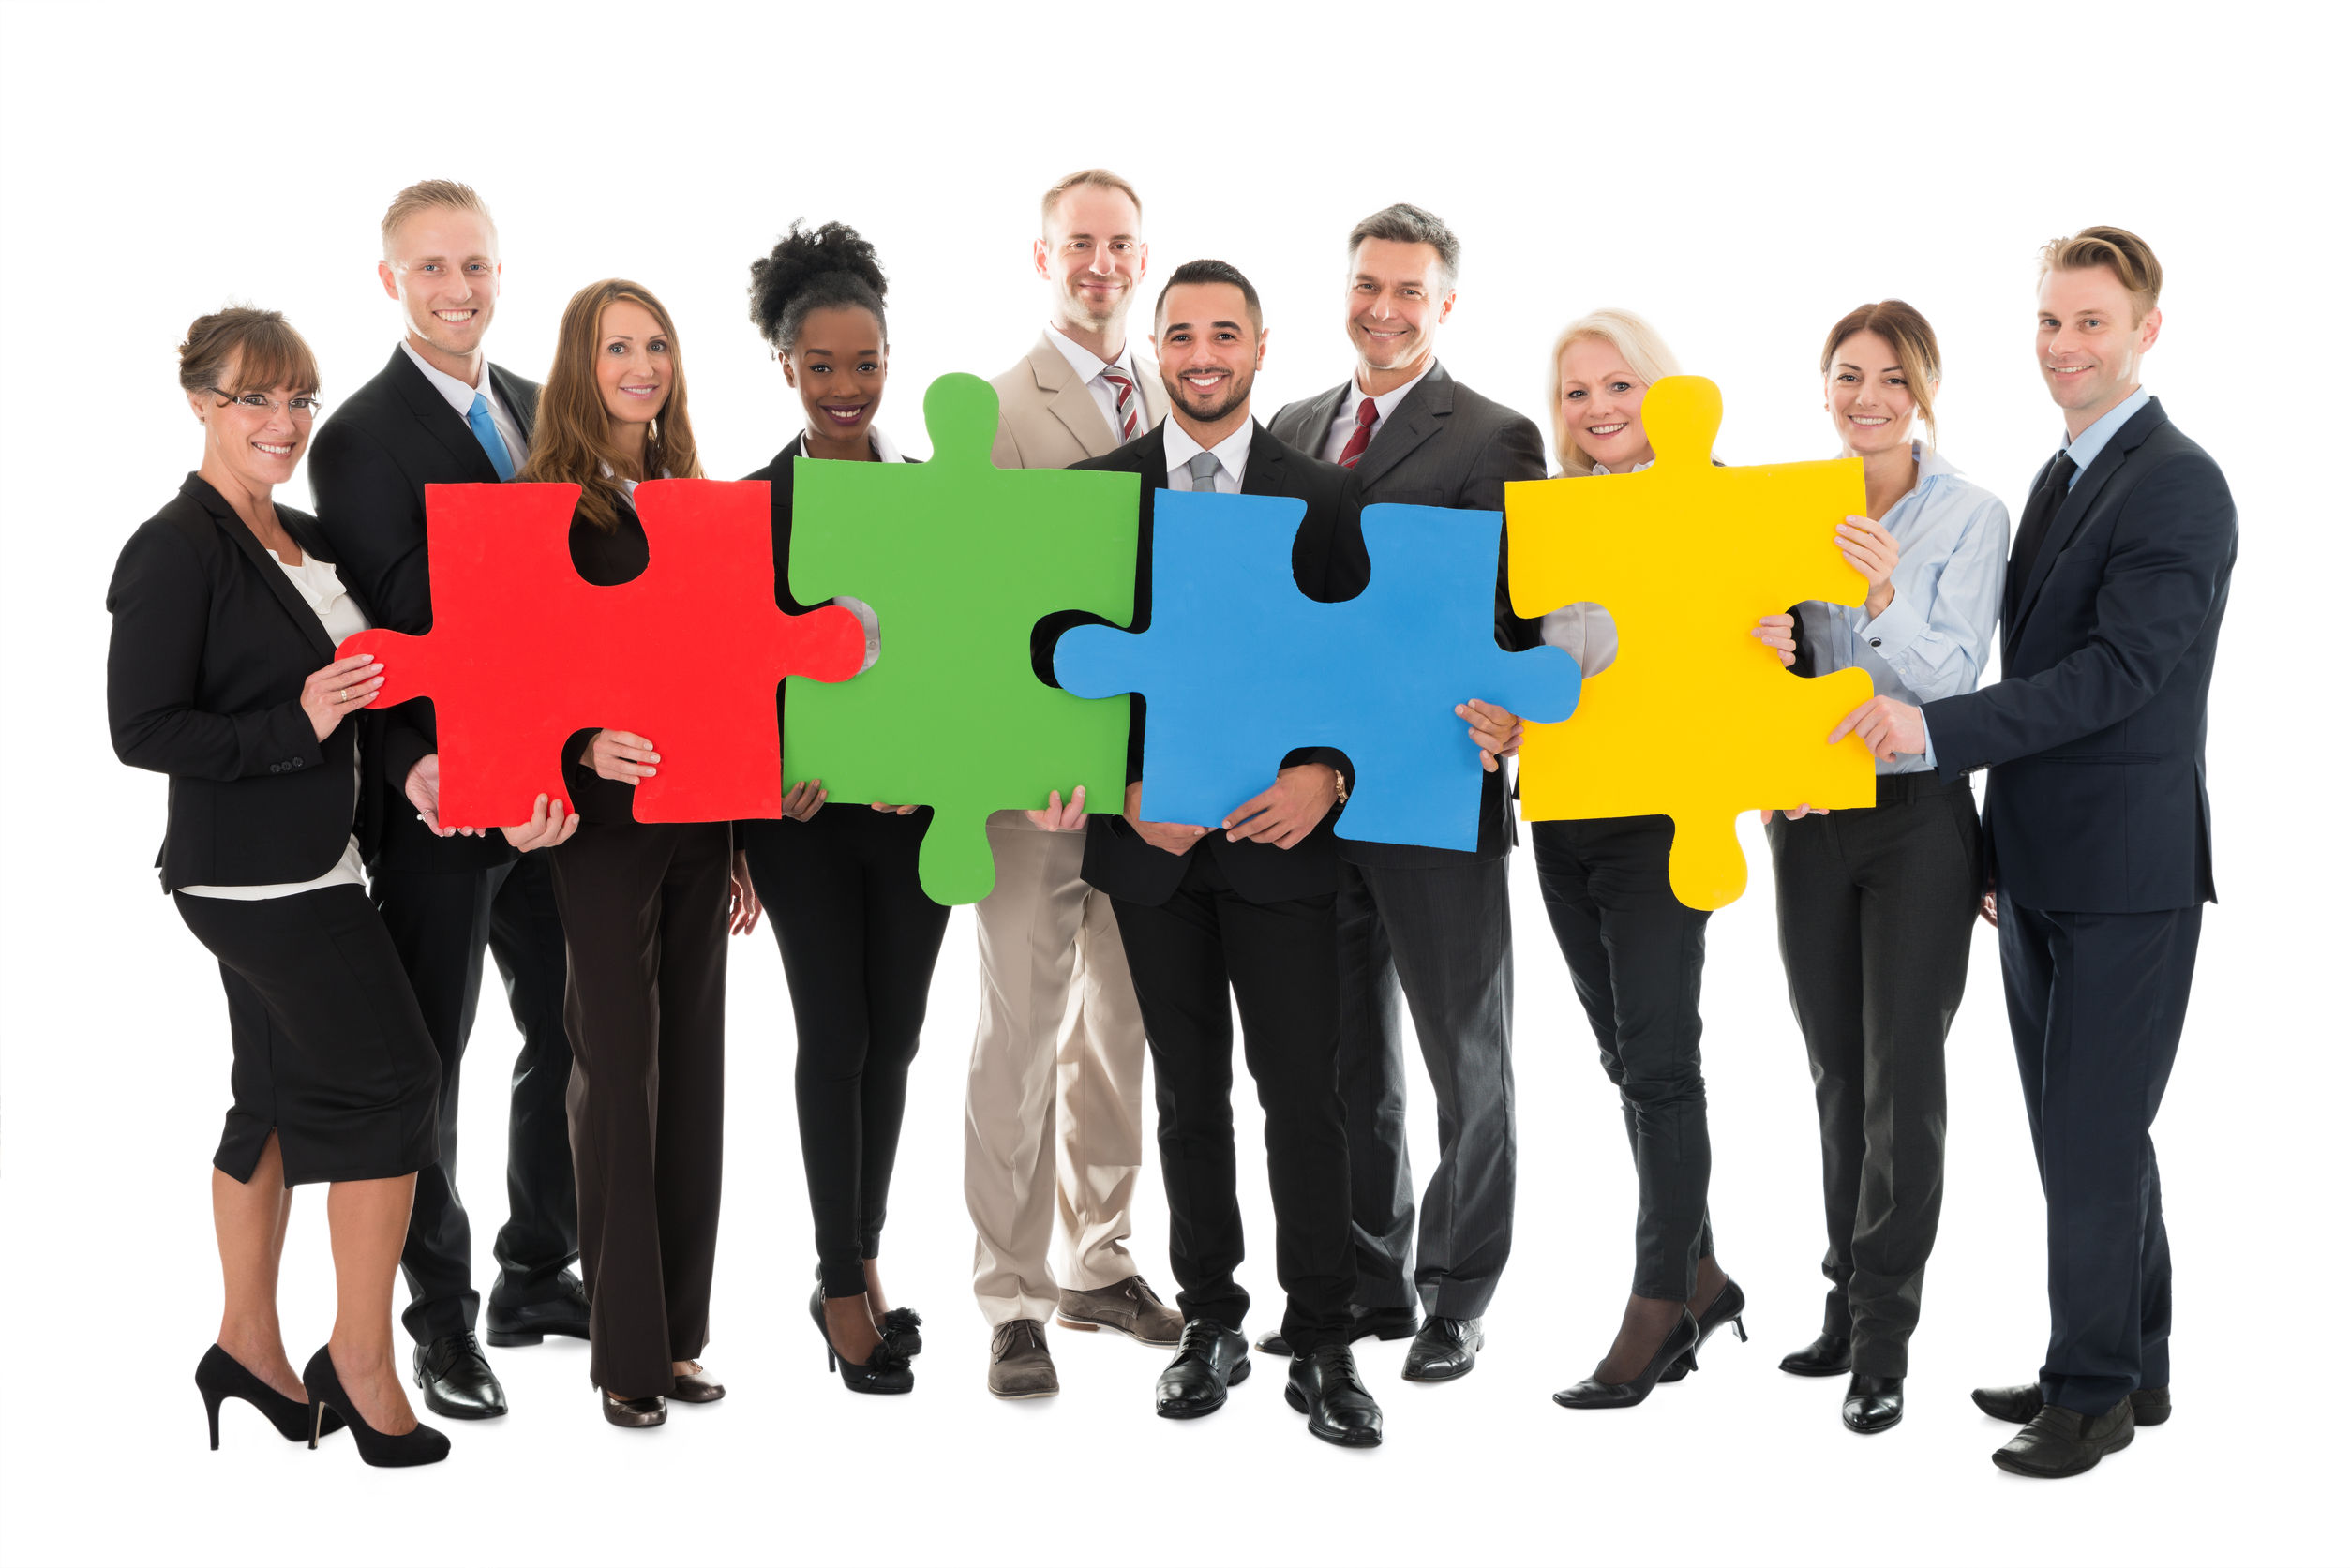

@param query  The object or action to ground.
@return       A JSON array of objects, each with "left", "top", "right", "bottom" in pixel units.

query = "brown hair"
[
  {"left": 1819, "top": 299, "right": 1942, "bottom": 448},
  {"left": 520, "top": 279, "right": 704, "bottom": 531},
  {"left": 177, "top": 306, "right": 320, "bottom": 398},
  {"left": 1040, "top": 168, "right": 1142, "bottom": 233},
  {"left": 381, "top": 179, "right": 496, "bottom": 257},
  {"left": 2039, "top": 225, "right": 2163, "bottom": 324}
]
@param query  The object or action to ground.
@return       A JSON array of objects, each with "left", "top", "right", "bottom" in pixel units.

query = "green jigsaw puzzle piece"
[{"left": 783, "top": 373, "right": 1139, "bottom": 904}]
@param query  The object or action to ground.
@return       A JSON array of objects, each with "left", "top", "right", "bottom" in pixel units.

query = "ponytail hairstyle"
[
  {"left": 1819, "top": 299, "right": 1943, "bottom": 449},
  {"left": 520, "top": 278, "right": 703, "bottom": 530},
  {"left": 748, "top": 219, "right": 889, "bottom": 352}
]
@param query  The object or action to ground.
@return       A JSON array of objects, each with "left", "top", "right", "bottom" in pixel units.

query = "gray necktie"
[{"left": 1186, "top": 452, "right": 1221, "bottom": 492}]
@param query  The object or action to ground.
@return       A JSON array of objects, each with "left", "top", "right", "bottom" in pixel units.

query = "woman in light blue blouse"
[{"left": 1751, "top": 299, "right": 2007, "bottom": 1437}]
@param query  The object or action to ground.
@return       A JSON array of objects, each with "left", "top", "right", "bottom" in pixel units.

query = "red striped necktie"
[
  {"left": 1100, "top": 366, "right": 1142, "bottom": 441},
  {"left": 1337, "top": 395, "right": 1379, "bottom": 468}
]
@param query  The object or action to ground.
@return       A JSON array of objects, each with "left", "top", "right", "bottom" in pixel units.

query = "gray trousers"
[
  {"left": 1337, "top": 856, "right": 1517, "bottom": 1319},
  {"left": 1766, "top": 773, "right": 1982, "bottom": 1376}
]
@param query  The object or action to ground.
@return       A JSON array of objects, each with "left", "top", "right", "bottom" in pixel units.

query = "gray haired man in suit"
[
  {"left": 966, "top": 169, "right": 1182, "bottom": 1400},
  {"left": 1259, "top": 203, "right": 1549, "bottom": 1382}
]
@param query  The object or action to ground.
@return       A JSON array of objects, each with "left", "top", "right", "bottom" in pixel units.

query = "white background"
[{"left": 1, "top": 5, "right": 2340, "bottom": 1566}]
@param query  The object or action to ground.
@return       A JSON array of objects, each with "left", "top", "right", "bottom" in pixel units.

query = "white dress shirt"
[
  {"left": 401, "top": 339, "right": 526, "bottom": 464},
  {"left": 1534, "top": 458, "right": 1643, "bottom": 675},
  {"left": 1044, "top": 325, "right": 1146, "bottom": 443},
  {"left": 1318, "top": 360, "right": 1435, "bottom": 465},
  {"left": 1160, "top": 417, "right": 1255, "bottom": 494}
]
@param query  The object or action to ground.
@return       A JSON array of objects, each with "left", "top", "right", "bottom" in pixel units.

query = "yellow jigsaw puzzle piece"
[{"left": 1506, "top": 376, "right": 1879, "bottom": 910}]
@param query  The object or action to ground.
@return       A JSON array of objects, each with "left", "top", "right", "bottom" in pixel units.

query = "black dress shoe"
[
  {"left": 1659, "top": 1277, "right": 1745, "bottom": 1382},
  {"left": 486, "top": 1270, "right": 591, "bottom": 1348},
  {"left": 1554, "top": 1311, "right": 1699, "bottom": 1410},
  {"left": 1991, "top": 1399, "right": 2134, "bottom": 1478},
  {"left": 1842, "top": 1373, "right": 1904, "bottom": 1434},
  {"left": 1254, "top": 1304, "right": 1416, "bottom": 1357},
  {"left": 1973, "top": 1381, "right": 2171, "bottom": 1427},
  {"left": 1401, "top": 1317, "right": 1484, "bottom": 1382},
  {"left": 1779, "top": 1331, "right": 1852, "bottom": 1377},
  {"left": 1285, "top": 1344, "right": 1383, "bottom": 1447},
  {"left": 412, "top": 1333, "right": 507, "bottom": 1420},
  {"left": 1156, "top": 1320, "right": 1250, "bottom": 1420}
]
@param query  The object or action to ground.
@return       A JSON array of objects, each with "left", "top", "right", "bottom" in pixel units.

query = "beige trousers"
[{"left": 965, "top": 814, "right": 1149, "bottom": 1326}]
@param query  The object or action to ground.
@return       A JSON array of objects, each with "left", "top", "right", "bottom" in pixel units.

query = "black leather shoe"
[
  {"left": 1554, "top": 1311, "right": 1699, "bottom": 1410},
  {"left": 412, "top": 1333, "right": 506, "bottom": 1420},
  {"left": 1401, "top": 1316, "right": 1483, "bottom": 1382},
  {"left": 1285, "top": 1344, "right": 1383, "bottom": 1447},
  {"left": 1254, "top": 1304, "right": 1416, "bottom": 1357},
  {"left": 600, "top": 1390, "right": 666, "bottom": 1428},
  {"left": 486, "top": 1270, "right": 591, "bottom": 1347},
  {"left": 1973, "top": 1381, "right": 2171, "bottom": 1427},
  {"left": 1659, "top": 1277, "right": 1745, "bottom": 1382},
  {"left": 1843, "top": 1373, "right": 1904, "bottom": 1434},
  {"left": 1991, "top": 1399, "right": 2134, "bottom": 1478},
  {"left": 1156, "top": 1320, "right": 1250, "bottom": 1420},
  {"left": 1779, "top": 1331, "right": 1852, "bottom": 1377}
]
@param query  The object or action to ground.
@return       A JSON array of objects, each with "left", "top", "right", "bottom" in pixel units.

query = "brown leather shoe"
[
  {"left": 600, "top": 1390, "right": 666, "bottom": 1428},
  {"left": 669, "top": 1368, "right": 726, "bottom": 1404},
  {"left": 1057, "top": 1276, "right": 1183, "bottom": 1347},
  {"left": 988, "top": 1320, "right": 1059, "bottom": 1399}
]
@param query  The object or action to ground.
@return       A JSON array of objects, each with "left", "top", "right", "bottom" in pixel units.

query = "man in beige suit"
[{"left": 968, "top": 169, "right": 1181, "bottom": 1398}]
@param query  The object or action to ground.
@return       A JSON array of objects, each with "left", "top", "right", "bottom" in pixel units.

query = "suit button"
[
  {"left": 291, "top": 758, "right": 305, "bottom": 769},
  {"left": 269, "top": 763, "right": 282, "bottom": 773}
]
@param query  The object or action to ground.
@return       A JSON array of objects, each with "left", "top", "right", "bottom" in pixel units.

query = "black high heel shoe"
[
  {"left": 807, "top": 1289, "right": 914, "bottom": 1394},
  {"left": 1552, "top": 1311, "right": 1700, "bottom": 1410},
  {"left": 1659, "top": 1276, "right": 1747, "bottom": 1383},
  {"left": 812, "top": 1267, "right": 923, "bottom": 1357},
  {"left": 196, "top": 1344, "right": 344, "bottom": 1448},
  {"left": 300, "top": 1345, "right": 451, "bottom": 1467}
]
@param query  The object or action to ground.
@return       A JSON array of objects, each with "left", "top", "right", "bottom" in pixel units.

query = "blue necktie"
[{"left": 468, "top": 392, "right": 516, "bottom": 481}]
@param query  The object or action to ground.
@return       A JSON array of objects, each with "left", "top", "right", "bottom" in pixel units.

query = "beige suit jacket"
[{"left": 989, "top": 329, "right": 1168, "bottom": 470}]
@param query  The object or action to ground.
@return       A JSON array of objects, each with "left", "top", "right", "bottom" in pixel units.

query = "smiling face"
[
  {"left": 1824, "top": 329, "right": 1921, "bottom": 456},
  {"left": 785, "top": 305, "right": 888, "bottom": 445},
  {"left": 2037, "top": 264, "right": 2161, "bottom": 428},
  {"left": 1557, "top": 336, "right": 1653, "bottom": 470},
  {"left": 1346, "top": 236, "right": 1453, "bottom": 380},
  {"left": 378, "top": 205, "right": 501, "bottom": 369},
  {"left": 1038, "top": 184, "right": 1147, "bottom": 336},
  {"left": 1152, "top": 281, "right": 1264, "bottom": 428},
  {"left": 189, "top": 348, "right": 315, "bottom": 492},
  {"left": 593, "top": 298, "right": 672, "bottom": 444}
]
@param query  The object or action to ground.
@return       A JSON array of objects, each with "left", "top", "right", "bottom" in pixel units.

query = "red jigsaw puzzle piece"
[{"left": 339, "top": 479, "right": 866, "bottom": 829}]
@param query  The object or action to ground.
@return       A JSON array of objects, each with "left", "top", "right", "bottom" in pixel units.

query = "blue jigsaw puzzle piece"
[{"left": 1055, "top": 491, "right": 1581, "bottom": 852}]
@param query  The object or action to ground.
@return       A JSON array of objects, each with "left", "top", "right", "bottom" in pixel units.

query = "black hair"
[
  {"left": 1154, "top": 258, "right": 1262, "bottom": 333},
  {"left": 748, "top": 220, "right": 889, "bottom": 351}
]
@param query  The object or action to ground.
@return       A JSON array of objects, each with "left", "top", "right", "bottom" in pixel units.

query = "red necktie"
[
  {"left": 1337, "top": 396, "right": 1379, "bottom": 469},
  {"left": 1100, "top": 366, "right": 1141, "bottom": 441}
]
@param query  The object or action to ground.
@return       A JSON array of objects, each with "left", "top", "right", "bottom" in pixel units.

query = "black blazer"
[
  {"left": 108, "top": 475, "right": 382, "bottom": 891},
  {"left": 307, "top": 346, "right": 541, "bottom": 870},
  {"left": 1065, "top": 423, "right": 1364, "bottom": 907},
  {"left": 1269, "top": 362, "right": 1549, "bottom": 865},
  {"left": 1923, "top": 398, "right": 2234, "bottom": 912}
]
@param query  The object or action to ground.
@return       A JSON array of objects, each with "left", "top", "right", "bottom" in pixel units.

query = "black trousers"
[
  {"left": 1337, "top": 856, "right": 1517, "bottom": 1319},
  {"left": 2002, "top": 899, "right": 2200, "bottom": 1416},
  {"left": 1531, "top": 815, "right": 1714, "bottom": 1300},
  {"left": 741, "top": 807, "right": 951, "bottom": 1299},
  {"left": 1110, "top": 852, "right": 1355, "bottom": 1354},
  {"left": 547, "top": 820, "right": 730, "bottom": 1396},
  {"left": 371, "top": 850, "right": 578, "bottom": 1343},
  {"left": 1766, "top": 774, "right": 1982, "bottom": 1375},
  {"left": 175, "top": 885, "right": 441, "bottom": 1186}
]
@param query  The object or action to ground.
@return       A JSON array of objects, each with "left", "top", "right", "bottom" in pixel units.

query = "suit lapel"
[
  {"left": 1351, "top": 366, "right": 1453, "bottom": 489},
  {"left": 202, "top": 488, "right": 337, "bottom": 662},
  {"left": 488, "top": 362, "right": 538, "bottom": 448},
  {"left": 387, "top": 346, "right": 503, "bottom": 484},
  {"left": 1133, "top": 351, "right": 1171, "bottom": 431},
  {"left": 1292, "top": 383, "right": 1348, "bottom": 461},
  {"left": 1240, "top": 424, "right": 1285, "bottom": 497},
  {"left": 2009, "top": 399, "right": 2169, "bottom": 635}
]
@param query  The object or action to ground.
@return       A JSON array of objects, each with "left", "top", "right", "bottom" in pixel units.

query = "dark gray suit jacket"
[{"left": 1269, "top": 361, "right": 1548, "bottom": 866}]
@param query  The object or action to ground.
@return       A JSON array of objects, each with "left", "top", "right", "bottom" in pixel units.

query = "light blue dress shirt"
[{"left": 1799, "top": 443, "right": 2007, "bottom": 774}]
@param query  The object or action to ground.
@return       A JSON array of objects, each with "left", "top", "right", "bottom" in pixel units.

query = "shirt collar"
[
  {"left": 1162, "top": 417, "right": 1256, "bottom": 486},
  {"left": 1044, "top": 324, "right": 1134, "bottom": 386},
  {"left": 1344, "top": 359, "right": 1436, "bottom": 425},
  {"left": 1589, "top": 456, "right": 1654, "bottom": 476},
  {"left": 792, "top": 426, "right": 906, "bottom": 463},
  {"left": 400, "top": 338, "right": 496, "bottom": 420},
  {"left": 2062, "top": 385, "right": 2151, "bottom": 475}
]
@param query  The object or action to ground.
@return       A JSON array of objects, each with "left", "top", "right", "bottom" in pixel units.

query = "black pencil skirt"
[{"left": 174, "top": 884, "right": 442, "bottom": 1187}]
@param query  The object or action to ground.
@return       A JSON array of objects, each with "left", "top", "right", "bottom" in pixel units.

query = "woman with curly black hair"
[{"left": 740, "top": 221, "right": 946, "bottom": 1396}]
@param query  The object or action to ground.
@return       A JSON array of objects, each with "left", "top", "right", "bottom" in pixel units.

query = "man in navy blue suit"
[{"left": 1832, "top": 226, "right": 2234, "bottom": 1480}]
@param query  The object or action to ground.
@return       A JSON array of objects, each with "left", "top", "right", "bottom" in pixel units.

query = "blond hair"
[
  {"left": 1820, "top": 299, "right": 1943, "bottom": 448},
  {"left": 381, "top": 179, "right": 496, "bottom": 258},
  {"left": 1548, "top": 308, "right": 1681, "bottom": 475},
  {"left": 2039, "top": 225, "right": 2162, "bottom": 324},
  {"left": 1039, "top": 168, "right": 1143, "bottom": 235}
]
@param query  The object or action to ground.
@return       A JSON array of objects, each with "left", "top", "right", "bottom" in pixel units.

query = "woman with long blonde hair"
[{"left": 522, "top": 278, "right": 762, "bottom": 1428}]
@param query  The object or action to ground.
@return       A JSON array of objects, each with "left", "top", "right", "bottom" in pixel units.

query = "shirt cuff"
[
  {"left": 1921, "top": 713, "right": 1937, "bottom": 770},
  {"left": 1858, "top": 590, "right": 1928, "bottom": 662}
]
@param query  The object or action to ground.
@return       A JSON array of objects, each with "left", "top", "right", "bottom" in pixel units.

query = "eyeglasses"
[{"left": 207, "top": 388, "right": 326, "bottom": 419}]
